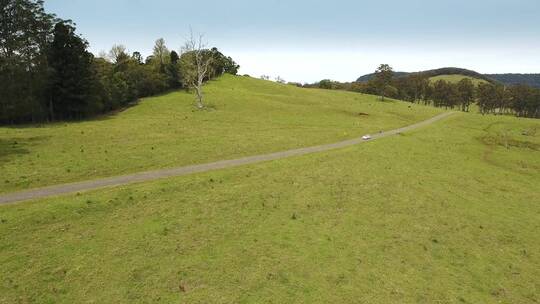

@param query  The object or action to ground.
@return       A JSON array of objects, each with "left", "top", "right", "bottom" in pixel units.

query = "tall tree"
[
  {"left": 432, "top": 80, "right": 452, "bottom": 108},
  {"left": 108, "top": 44, "right": 128, "bottom": 64},
  {"left": 457, "top": 78, "right": 475, "bottom": 112},
  {"left": 206, "top": 47, "right": 239, "bottom": 77},
  {"left": 132, "top": 51, "right": 143, "bottom": 64},
  {"left": 166, "top": 50, "right": 180, "bottom": 88},
  {"left": 47, "top": 21, "right": 95, "bottom": 119},
  {"left": 409, "top": 74, "right": 429, "bottom": 102},
  {"left": 0, "top": 0, "right": 57, "bottom": 123},
  {"left": 153, "top": 38, "right": 169, "bottom": 70},
  {"left": 477, "top": 83, "right": 497, "bottom": 114},
  {"left": 372, "top": 64, "right": 394, "bottom": 101},
  {"left": 510, "top": 84, "right": 532, "bottom": 117}
]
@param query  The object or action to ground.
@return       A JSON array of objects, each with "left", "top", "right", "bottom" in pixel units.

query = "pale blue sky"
[{"left": 45, "top": 0, "right": 540, "bottom": 83}]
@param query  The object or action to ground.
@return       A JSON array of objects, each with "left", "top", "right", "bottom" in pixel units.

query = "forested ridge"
[
  {"left": 0, "top": 0, "right": 239, "bottom": 124},
  {"left": 486, "top": 73, "right": 540, "bottom": 88},
  {"left": 357, "top": 68, "right": 540, "bottom": 88},
  {"left": 309, "top": 66, "right": 540, "bottom": 118}
]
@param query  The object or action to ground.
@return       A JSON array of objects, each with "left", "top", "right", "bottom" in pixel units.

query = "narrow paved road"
[{"left": 0, "top": 112, "right": 454, "bottom": 205}]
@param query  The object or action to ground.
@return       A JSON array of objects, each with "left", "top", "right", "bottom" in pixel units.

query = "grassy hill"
[
  {"left": 1, "top": 76, "right": 539, "bottom": 303},
  {"left": 0, "top": 75, "right": 442, "bottom": 194},
  {"left": 429, "top": 74, "right": 489, "bottom": 86}
]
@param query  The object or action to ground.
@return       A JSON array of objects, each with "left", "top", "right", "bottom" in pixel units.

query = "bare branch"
[{"left": 181, "top": 29, "right": 212, "bottom": 109}]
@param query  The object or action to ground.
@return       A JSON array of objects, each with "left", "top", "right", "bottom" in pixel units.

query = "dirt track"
[{"left": 0, "top": 112, "right": 454, "bottom": 205}]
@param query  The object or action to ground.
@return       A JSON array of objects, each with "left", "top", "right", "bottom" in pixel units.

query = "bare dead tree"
[
  {"left": 153, "top": 38, "right": 170, "bottom": 67},
  {"left": 108, "top": 44, "right": 127, "bottom": 64},
  {"left": 181, "top": 31, "right": 212, "bottom": 109}
]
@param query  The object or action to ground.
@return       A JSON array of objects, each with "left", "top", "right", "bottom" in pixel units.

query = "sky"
[{"left": 45, "top": 0, "right": 540, "bottom": 83}]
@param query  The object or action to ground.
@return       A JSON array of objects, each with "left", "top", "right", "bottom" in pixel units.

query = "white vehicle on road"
[{"left": 362, "top": 135, "right": 372, "bottom": 140}]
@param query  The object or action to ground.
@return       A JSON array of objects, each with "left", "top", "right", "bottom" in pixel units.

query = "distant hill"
[
  {"left": 356, "top": 68, "right": 540, "bottom": 88},
  {"left": 356, "top": 68, "right": 491, "bottom": 82},
  {"left": 485, "top": 74, "right": 540, "bottom": 88}
]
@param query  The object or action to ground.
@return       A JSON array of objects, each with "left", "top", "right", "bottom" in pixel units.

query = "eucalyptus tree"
[
  {"left": 153, "top": 38, "right": 170, "bottom": 70},
  {"left": 47, "top": 21, "right": 96, "bottom": 119},
  {"left": 0, "top": 0, "right": 57, "bottom": 123},
  {"left": 108, "top": 44, "right": 128, "bottom": 64},
  {"left": 372, "top": 64, "right": 394, "bottom": 101},
  {"left": 456, "top": 78, "right": 475, "bottom": 112}
]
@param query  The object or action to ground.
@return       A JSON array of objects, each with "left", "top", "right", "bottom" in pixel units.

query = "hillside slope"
[
  {"left": 0, "top": 75, "right": 442, "bottom": 193},
  {"left": 429, "top": 74, "right": 489, "bottom": 86}
]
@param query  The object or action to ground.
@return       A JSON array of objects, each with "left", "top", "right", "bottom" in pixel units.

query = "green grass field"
[
  {"left": 429, "top": 74, "right": 489, "bottom": 86},
  {"left": 0, "top": 75, "right": 442, "bottom": 194},
  {"left": 1, "top": 87, "right": 539, "bottom": 303}
]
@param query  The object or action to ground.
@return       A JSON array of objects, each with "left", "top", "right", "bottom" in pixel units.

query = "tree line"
[
  {"left": 305, "top": 65, "right": 540, "bottom": 119},
  {"left": 0, "top": 0, "right": 239, "bottom": 124}
]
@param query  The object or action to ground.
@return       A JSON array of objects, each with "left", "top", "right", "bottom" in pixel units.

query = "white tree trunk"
[{"left": 183, "top": 30, "right": 211, "bottom": 109}]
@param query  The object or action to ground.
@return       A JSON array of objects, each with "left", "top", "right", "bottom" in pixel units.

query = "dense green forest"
[{"left": 0, "top": 0, "right": 239, "bottom": 124}]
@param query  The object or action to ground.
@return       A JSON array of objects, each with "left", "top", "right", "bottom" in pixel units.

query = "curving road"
[{"left": 0, "top": 112, "right": 454, "bottom": 205}]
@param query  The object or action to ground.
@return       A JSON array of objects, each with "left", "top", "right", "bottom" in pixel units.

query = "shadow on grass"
[
  {"left": 333, "top": 109, "right": 371, "bottom": 118},
  {"left": 0, "top": 136, "right": 50, "bottom": 165},
  {"left": 0, "top": 87, "right": 192, "bottom": 129}
]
